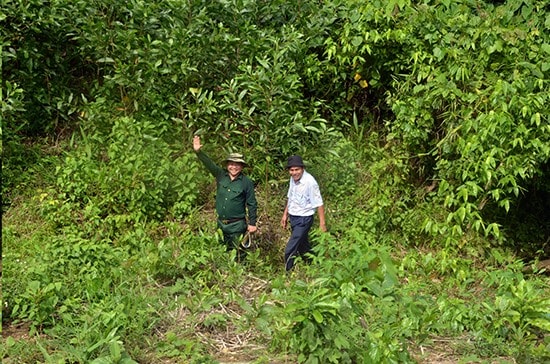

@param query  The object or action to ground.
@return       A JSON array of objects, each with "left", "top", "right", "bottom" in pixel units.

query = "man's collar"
[
  {"left": 225, "top": 171, "right": 243, "bottom": 180},
  {"left": 292, "top": 173, "right": 305, "bottom": 185},
  {"left": 297, "top": 170, "right": 309, "bottom": 183}
]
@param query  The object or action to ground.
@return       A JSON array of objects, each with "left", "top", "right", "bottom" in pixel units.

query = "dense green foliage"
[{"left": 2, "top": 0, "right": 549, "bottom": 362}]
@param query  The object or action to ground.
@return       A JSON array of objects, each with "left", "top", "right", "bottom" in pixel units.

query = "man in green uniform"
[{"left": 193, "top": 135, "right": 257, "bottom": 258}]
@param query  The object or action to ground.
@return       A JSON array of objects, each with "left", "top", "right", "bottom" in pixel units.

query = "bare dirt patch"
[{"left": 2, "top": 321, "right": 33, "bottom": 341}]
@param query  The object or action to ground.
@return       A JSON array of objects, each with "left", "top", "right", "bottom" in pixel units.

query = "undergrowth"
[
  {"left": 2, "top": 136, "right": 549, "bottom": 364},
  {"left": 3, "top": 0, "right": 550, "bottom": 362}
]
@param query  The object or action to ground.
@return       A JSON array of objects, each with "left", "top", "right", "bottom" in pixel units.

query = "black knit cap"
[{"left": 286, "top": 155, "right": 305, "bottom": 169}]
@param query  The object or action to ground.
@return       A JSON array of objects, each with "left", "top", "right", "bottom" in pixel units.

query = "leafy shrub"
[
  {"left": 486, "top": 271, "right": 550, "bottom": 340},
  {"left": 3, "top": 221, "right": 159, "bottom": 362},
  {"left": 2, "top": 0, "right": 97, "bottom": 135},
  {"left": 7, "top": 234, "right": 127, "bottom": 328},
  {"left": 307, "top": 137, "right": 359, "bottom": 203},
  {"left": 45, "top": 116, "right": 200, "bottom": 225},
  {"left": 264, "top": 232, "right": 416, "bottom": 363},
  {"left": 325, "top": 0, "right": 550, "bottom": 250},
  {"left": 146, "top": 227, "right": 222, "bottom": 281}
]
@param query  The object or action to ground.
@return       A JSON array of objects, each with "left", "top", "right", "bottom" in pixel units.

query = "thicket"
[{"left": 2, "top": 0, "right": 549, "bottom": 362}]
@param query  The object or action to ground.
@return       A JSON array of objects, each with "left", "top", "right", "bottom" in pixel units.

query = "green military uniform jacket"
[{"left": 195, "top": 150, "right": 257, "bottom": 226}]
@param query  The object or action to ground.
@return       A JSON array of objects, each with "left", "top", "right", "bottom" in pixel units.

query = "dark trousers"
[
  {"left": 285, "top": 215, "right": 314, "bottom": 271},
  {"left": 218, "top": 219, "right": 247, "bottom": 260}
]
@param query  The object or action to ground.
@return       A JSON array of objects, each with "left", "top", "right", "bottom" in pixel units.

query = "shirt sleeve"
[
  {"left": 244, "top": 177, "right": 258, "bottom": 225},
  {"left": 308, "top": 180, "right": 324, "bottom": 209},
  {"left": 195, "top": 150, "right": 224, "bottom": 179}
]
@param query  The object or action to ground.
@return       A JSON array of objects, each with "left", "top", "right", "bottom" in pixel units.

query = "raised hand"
[{"left": 193, "top": 135, "right": 203, "bottom": 151}]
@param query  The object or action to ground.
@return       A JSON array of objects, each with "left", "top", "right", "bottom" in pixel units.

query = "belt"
[{"left": 219, "top": 217, "right": 245, "bottom": 224}]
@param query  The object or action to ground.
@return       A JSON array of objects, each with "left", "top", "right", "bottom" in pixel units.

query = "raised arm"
[{"left": 193, "top": 135, "right": 223, "bottom": 177}]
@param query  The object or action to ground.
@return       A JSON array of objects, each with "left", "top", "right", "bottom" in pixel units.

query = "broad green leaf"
[
  {"left": 312, "top": 310, "right": 324, "bottom": 323},
  {"left": 529, "top": 318, "right": 550, "bottom": 331}
]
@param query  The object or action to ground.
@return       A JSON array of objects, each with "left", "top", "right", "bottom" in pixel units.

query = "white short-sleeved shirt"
[{"left": 287, "top": 170, "right": 324, "bottom": 216}]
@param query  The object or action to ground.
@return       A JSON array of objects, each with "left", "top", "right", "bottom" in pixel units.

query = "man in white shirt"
[{"left": 280, "top": 155, "right": 326, "bottom": 271}]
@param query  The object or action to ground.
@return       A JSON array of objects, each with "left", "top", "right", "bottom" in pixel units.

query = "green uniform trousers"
[{"left": 217, "top": 219, "right": 247, "bottom": 260}]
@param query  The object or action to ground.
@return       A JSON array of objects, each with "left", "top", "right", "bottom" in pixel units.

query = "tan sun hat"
[{"left": 225, "top": 153, "right": 247, "bottom": 165}]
